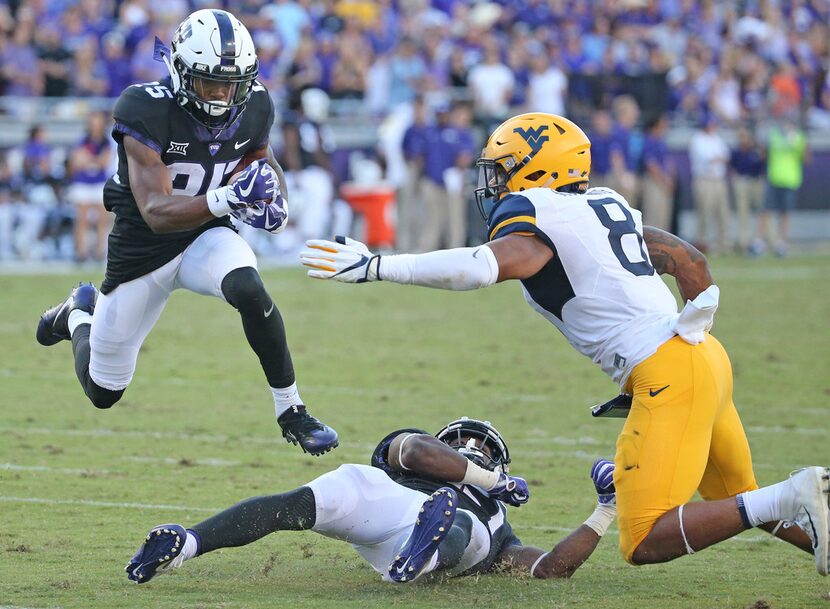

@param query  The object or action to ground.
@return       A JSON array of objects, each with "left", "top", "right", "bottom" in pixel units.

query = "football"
[{"left": 229, "top": 152, "right": 266, "bottom": 181}]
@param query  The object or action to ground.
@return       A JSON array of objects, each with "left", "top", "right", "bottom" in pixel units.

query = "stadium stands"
[{"left": 0, "top": 0, "right": 828, "bottom": 262}]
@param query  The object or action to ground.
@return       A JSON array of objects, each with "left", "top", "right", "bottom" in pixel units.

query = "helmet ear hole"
[{"left": 524, "top": 169, "right": 547, "bottom": 182}]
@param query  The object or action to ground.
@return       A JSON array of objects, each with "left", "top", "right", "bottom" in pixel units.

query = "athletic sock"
[
  {"left": 272, "top": 382, "right": 302, "bottom": 418},
  {"left": 68, "top": 309, "right": 92, "bottom": 336},
  {"left": 191, "top": 486, "right": 316, "bottom": 555},
  {"left": 179, "top": 530, "right": 200, "bottom": 561},
  {"left": 739, "top": 479, "right": 796, "bottom": 527},
  {"left": 221, "top": 268, "right": 296, "bottom": 392},
  {"left": 435, "top": 511, "right": 473, "bottom": 570}
]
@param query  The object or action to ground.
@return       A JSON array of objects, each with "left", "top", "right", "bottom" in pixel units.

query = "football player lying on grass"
[{"left": 127, "top": 417, "right": 616, "bottom": 584}]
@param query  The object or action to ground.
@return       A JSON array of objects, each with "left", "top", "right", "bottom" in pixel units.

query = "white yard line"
[
  {"left": 1, "top": 463, "right": 110, "bottom": 475},
  {"left": 0, "top": 495, "right": 221, "bottom": 512},
  {"left": 125, "top": 456, "right": 241, "bottom": 467},
  {"left": 0, "top": 425, "right": 377, "bottom": 449}
]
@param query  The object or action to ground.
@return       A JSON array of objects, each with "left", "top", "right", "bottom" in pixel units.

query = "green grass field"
[{"left": 1, "top": 254, "right": 829, "bottom": 609}]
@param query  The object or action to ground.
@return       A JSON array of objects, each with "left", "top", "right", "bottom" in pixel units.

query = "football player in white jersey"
[
  {"left": 126, "top": 417, "right": 616, "bottom": 584},
  {"left": 301, "top": 113, "right": 830, "bottom": 575}
]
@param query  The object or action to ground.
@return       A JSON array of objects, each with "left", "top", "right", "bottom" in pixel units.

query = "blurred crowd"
[
  {"left": 2, "top": 0, "right": 830, "bottom": 124},
  {"left": 0, "top": 0, "right": 825, "bottom": 262}
]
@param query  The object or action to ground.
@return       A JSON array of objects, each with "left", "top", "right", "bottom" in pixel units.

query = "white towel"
[{"left": 673, "top": 285, "right": 720, "bottom": 345}]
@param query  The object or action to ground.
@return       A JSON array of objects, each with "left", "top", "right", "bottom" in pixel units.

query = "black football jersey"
[
  {"left": 101, "top": 77, "right": 275, "bottom": 294},
  {"left": 371, "top": 429, "right": 521, "bottom": 575}
]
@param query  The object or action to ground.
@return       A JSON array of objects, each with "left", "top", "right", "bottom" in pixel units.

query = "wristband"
[
  {"left": 461, "top": 459, "right": 501, "bottom": 491},
  {"left": 583, "top": 503, "right": 616, "bottom": 537},
  {"left": 206, "top": 186, "right": 232, "bottom": 217},
  {"left": 530, "top": 552, "right": 549, "bottom": 578},
  {"left": 396, "top": 433, "right": 415, "bottom": 470}
]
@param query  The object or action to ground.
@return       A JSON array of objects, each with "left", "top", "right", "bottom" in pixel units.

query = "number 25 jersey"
[
  {"left": 486, "top": 187, "right": 679, "bottom": 385},
  {"left": 101, "top": 77, "right": 274, "bottom": 294}
]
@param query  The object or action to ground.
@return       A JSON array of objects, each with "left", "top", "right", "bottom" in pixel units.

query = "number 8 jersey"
[
  {"left": 101, "top": 76, "right": 274, "bottom": 294},
  {"left": 487, "top": 186, "right": 679, "bottom": 385}
]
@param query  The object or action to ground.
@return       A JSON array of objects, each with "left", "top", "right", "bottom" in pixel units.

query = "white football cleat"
[{"left": 788, "top": 467, "right": 830, "bottom": 576}]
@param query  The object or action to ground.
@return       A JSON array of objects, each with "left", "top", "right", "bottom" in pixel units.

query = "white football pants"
[
  {"left": 305, "top": 464, "right": 490, "bottom": 580},
  {"left": 89, "top": 227, "right": 257, "bottom": 390}
]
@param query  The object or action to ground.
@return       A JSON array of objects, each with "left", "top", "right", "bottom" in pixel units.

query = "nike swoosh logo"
[
  {"left": 265, "top": 208, "right": 282, "bottom": 230},
  {"left": 238, "top": 174, "right": 257, "bottom": 197},
  {"left": 234, "top": 139, "right": 251, "bottom": 150},
  {"left": 264, "top": 303, "right": 274, "bottom": 318},
  {"left": 649, "top": 385, "right": 670, "bottom": 397}
]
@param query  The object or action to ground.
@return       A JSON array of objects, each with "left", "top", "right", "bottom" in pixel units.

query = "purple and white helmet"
[{"left": 169, "top": 9, "right": 258, "bottom": 129}]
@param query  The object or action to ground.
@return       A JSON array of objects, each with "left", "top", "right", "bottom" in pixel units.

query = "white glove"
[{"left": 301, "top": 236, "right": 380, "bottom": 283}]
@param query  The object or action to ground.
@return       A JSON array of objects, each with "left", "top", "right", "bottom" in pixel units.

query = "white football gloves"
[{"left": 301, "top": 236, "right": 380, "bottom": 283}]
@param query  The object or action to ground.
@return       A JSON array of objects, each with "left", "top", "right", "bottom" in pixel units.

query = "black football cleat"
[
  {"left": 388, "top": 487, "right": 458, "bottom": 583},
  {"left": 36, "top": 282, "right": 98, "bottom": 346},
  {"left": 278, "top": 405, "right": 339, "bottom": 456},
  {"left": 126, "top": 524, "right": 188, "bottom": 584}
]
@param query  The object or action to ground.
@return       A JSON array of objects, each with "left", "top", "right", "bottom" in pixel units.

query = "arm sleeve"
[
  {"left": 111, "top": 86, "right": 168, "bottom": 155},
  {"left": 378, "top": 245, "right": 499, "bottom": 290}
]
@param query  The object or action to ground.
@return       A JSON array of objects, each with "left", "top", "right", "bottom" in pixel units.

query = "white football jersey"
[{"left": 486, "top": 186, "right": 680, "bottom": 384}]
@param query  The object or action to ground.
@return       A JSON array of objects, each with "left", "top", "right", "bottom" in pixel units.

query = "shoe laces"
[{"left": 279, "top": 406, "right": 325, "bottom": 434}]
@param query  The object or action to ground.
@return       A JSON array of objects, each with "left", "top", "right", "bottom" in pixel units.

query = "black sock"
[
  {"left": 436, "top": 511, "right": 473, "bottom": 570},
  {"left": 71, "top": 324, "right": 123, "bottom": 409},
  {"left": 221, "top": 267, "right": 295, "bottom": 389},
  {"left": 191, "top": 486, "right": 316, "bottom": 555}
]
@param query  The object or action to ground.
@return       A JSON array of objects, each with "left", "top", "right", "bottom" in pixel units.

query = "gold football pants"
[{"left": 616, "top": 335, "right": 758, "bottom": 563}]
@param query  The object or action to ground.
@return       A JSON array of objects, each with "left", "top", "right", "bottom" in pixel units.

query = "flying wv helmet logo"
[{"left": 513, "top": 125, "right": 549, "bottom": 153}]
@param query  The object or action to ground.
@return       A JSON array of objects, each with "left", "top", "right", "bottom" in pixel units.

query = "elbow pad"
[{"left": 379, "top": 245, "right": 499, "bottom": 290}]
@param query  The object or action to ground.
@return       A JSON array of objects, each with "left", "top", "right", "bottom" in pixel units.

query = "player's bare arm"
[
  {"left": 643, "top": 226, "right": 713, "bottom": 302},
  {"left": 125, "top": 135, "right": 216, "bottom": 234},
  {"left": 387, "top": 433, "right": 471, "bottom": 481},
  {"left": 496, "top": 458, "right": 616, "bottom": 578},
  {"left": 387, "top": 431, "right": 529, "bottom": 507},
  {"left": 495, "top": 526, "right": 602, "bottom": 578},
  {"left": 487, "top": 233, "right": 553, "bottom": 282},
  {"left": 261, "top": 143, "right": 289, "bottom": 201}
]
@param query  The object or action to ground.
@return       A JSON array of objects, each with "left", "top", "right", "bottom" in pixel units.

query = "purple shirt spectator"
[
  {"left": 402, "top": 123, "right": 428, "bottom": 161},
  {"left": 102, "top": 33, "right": 132, "bottom": 97},
  {"left": 421, "top": 122, "right": 460, "bottom": 185},
  {"left": 641, "top": 134, "right": 669, "bottom": 173},
  {"left": 612, "top": 125, "right": 643, "bottom": 172},
  {"left": 589, "top": 131, "right": 615, "bottom": 175},
  {"left": 1, "top": 28, "right": 41, "bottom": 96},
  {"left": 71, "top": 136, "right": 111, "bottom": 183},
  {"left": 730, "top": 147, "right": 765, "bottom": 178},
  {"left": 23, "top": 134, "right": 52, "bottom": 183}
]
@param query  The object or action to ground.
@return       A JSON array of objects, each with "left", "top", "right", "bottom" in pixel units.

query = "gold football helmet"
[{"left": 474, "top": 112, "right": 591, "bottom": 220}]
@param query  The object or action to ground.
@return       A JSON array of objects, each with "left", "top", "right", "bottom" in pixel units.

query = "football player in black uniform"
[
  {"left": 35, "top": 9, "right": 337, "bottom": 455},
  {"left": 126, "top": 417, "right": 617, "bottom": 584}
]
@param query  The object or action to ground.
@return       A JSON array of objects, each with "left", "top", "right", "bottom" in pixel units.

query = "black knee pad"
[
  {"left": 221, "top": 267, "right": 269, "bottom": 311},
  {"left": 87, "top": 385, "right": 124, "bottom": 409}
]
